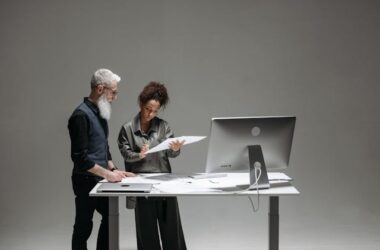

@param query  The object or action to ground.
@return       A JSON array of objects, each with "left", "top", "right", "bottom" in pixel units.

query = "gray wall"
[{"left": 1, "top": 0, "right": 379, "bottom": 249}]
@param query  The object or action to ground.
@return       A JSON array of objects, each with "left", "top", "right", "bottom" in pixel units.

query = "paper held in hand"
[{"left": 145, "top": 136, "right": 206, "bottom": 154}]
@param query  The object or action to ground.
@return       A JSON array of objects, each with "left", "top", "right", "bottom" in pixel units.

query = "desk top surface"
[{"left": 90, "top": 173, "right": 300, "bottom": 197}]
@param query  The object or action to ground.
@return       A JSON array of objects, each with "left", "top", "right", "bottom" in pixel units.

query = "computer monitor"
[{"left": 205, "top": 116, "right": 296, "bottom": 179}]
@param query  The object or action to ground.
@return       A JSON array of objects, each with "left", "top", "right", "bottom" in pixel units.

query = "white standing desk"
[{"left": 90, "top": 173, "right": 300, "bottom": 250}]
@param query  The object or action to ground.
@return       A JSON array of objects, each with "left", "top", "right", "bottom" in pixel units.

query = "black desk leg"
[
  {"left": 269, "top": 196, "right": 279, "bottom": 250},
  {"left": 109, "top": 197, "right": 119, "bottom": 250}
]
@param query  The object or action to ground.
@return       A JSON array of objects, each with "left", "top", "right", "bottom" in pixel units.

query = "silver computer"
[
  {"left": 205, "top": 116, "right": 296, "bottom": 189},
  {"left": 97, "top": 183, "right": 152, "bottom": 193}
]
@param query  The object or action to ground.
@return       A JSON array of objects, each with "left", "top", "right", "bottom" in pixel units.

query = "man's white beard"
[{"left": 98, "top": 94, "right": 112, "bottom": 120}]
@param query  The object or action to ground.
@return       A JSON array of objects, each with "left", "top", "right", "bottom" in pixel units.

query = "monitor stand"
[{"left": 248, "top": 145, "right": 270, "bottom": 189}]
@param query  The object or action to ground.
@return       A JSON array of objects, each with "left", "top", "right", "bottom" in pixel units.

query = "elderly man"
[{"left": 68, "top": 68, "right": 135, "bottom": 250}]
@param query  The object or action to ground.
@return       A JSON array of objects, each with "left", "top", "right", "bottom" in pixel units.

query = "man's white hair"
[{"left": 90, "top": 68, "right": 121, "bottom": 88}]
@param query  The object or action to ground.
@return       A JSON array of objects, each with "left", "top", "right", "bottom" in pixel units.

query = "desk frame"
[{"left": 91, "top": 183, "right": 298, "bottom": 250}]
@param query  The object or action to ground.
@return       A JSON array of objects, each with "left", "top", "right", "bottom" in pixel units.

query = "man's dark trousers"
[{"left": 72, "top": 175, "right": 109, "bottom": 250}]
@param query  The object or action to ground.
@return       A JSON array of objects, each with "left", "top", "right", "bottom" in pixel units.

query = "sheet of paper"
[
  {"left": 121, "top": 173, "right": 189, "bottom": 184},
  {"left": 267, "top": 172, "right": 292, "bottom": 181},
  {"left": 154, "top": 180, "right": 224, "bottom": 193},
  {"left": 118, "top": 173, "right": 293, "bottom": 193},
  {"left": 153, "top": 174, "right": 252, "bottom": 193},
  {"left": 146, "top": 136, "right": 206, "bottom": 154},
  {"left": 121, "top": 175, "right": 162, "bottom": 184},
  {"left": 120, "top": 173, "right": 292, "bottom": 188}
]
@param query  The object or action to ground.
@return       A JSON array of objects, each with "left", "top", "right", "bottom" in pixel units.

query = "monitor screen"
[{"left": 205, "top": 116, "right": 296, "bottom": 173}]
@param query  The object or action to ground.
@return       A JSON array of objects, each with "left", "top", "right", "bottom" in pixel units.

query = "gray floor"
[{"left": 2, "top": 197, "right": 378, "bottom": 250}]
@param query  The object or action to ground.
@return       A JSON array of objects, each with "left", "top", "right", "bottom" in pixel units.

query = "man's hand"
[
  {"left": 114, "top": 169, "right": 136, "bottom": 177},
  {"left": 105, "top": 171, "right": 124, "bottom": 182},
  {"left": 88, "top": 164, "right": 135, "bottom": 182},
  {"left": 105, "top": 170, "right": 136, "bottom": 182}
]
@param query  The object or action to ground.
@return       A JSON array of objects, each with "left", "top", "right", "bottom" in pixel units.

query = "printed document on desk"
[
  {"left": 120, "top": 173, "right": 293, "bottom": 193},
  {"left": 121, "top": 173, "right": 189, "bottom": 185},
  {"left": 155, "top": 174, "right": 247, "bottom": 193},
  {"left": 146, "top": 136, "right": 206, "bottom": 154},
  {"left": 267, "top": 172, "right": 292, "bottom": 181}
]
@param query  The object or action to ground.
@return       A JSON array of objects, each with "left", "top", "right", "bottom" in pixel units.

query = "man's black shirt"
[{"left": 68, "top": 98, "right": 112, "bottom": 173}]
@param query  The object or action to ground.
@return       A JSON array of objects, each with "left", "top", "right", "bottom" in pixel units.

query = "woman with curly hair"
[{"left": 118, "top": 81, "right": 186, "bottom": 250}]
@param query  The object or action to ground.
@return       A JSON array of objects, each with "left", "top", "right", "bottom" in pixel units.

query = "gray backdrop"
[{"left": 1, "top": 0, "right": 379, "bottom": 249}]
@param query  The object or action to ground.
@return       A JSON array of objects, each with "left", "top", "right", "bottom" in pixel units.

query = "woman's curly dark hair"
[{"left": 138, "top": 81, "right": 169, "bottom": 109}]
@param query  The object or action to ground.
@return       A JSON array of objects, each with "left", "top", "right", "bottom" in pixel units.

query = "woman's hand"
[
  {"left": 169, "top": 140, "right": 185, "bottom": 152},
  {"left": 139, "top": 144, "right": 149, "bottom": 159}
]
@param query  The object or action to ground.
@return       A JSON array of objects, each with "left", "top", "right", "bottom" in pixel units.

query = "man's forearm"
[{"left": 88, "top": 164, "right": 112, "bottom": 179}]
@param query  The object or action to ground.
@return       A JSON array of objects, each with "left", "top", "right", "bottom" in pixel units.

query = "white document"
[
  {"left": 119, "top": 173, "right": 293, "bottom": 193},
  {"left": 145, "top": 136, "right": 206, "bottom": 154},
  {"left": 121, "top": 175, "right": 162, "bottom": 184},
  {"left": 155, "top": 181, "right": 221, "bottom": 193},
  {"left": 267, "top": 172, "right": 292, "bottom": 181}
]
